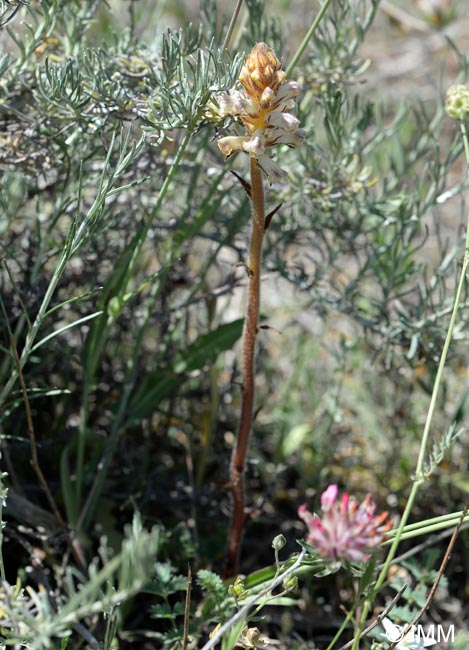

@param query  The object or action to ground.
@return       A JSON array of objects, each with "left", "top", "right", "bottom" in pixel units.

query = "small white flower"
[
  {"left": 267, "top": 111, "right": 300, "bottom": 131},
  {"left": 218, "top": 90, "right": 257, "bottom": 116},
  {"left": 381, "top": 618, "right": 437, "bottom": 650},
  {"left": 259, "top": 87, "right": 276, "bottom": 108},
  {"left": 273, "top": 81, "right": 301, "bottom": 110},
  {"left": 272, "top": 128, "right": 306, "bottom": 148},
  {"left": 243, "top": 130, "right": 265, "bottom": 156},
  {"left": 277, "top": 80, "right": 301, "bottom": 98}
]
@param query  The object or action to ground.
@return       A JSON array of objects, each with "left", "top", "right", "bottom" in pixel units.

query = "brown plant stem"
[
  {"left": 225, "top": 158, "right": 265, "bottom": 577},
  {"left": 10, "top": 334, "right": 87, "bottom": 571},
  {"left": 10, "top": 334, "right": 66, "bottom": 530},
  {"left": 387, "top": 506, "right": 467, "bottom": 650},
  {"left": 182, "top": 565, "right": 192, "bottom": 650}
]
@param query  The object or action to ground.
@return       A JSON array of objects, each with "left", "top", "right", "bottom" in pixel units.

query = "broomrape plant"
[{"left": 211, "top": 41, "right": 305, "bottom": 577}]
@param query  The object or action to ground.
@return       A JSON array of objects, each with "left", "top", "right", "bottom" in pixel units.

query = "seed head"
[{"left": 445, "top": 84, "right": 469, "bottom": 122}]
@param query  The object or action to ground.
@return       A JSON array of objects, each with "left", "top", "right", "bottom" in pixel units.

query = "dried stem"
[
  {"left": 10, "top": 334, "right": 66, "bottom": 530},
  {"left": 10, "top": 334, "right": 87, "bottom": 571},
  {"left": 182, "top": 565, "right": 192, "bottom": 650},
  {"left": 225, "top": 158, "right": 265, "bottom": 577},
  {"left": 335, "top": 585, "right": 408, "bottom": 650},
  {"left": 387, "top": 506, "right": 467, "bottom": 650}
]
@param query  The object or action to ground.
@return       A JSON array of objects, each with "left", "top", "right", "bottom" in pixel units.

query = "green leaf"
[
  {"left": 150, "top": 602, "right": 174, "bottom": 619},
  {"left": 154, "top": 562, "right": 173, "bottom": 583},
  {"left": 172, "top": 319, "right": 244, "bottom": 374},
  {"left": 60, "top": 635, "right": 70, "bottom": 649},
  {"left": 222, "top": 618, "right": 245, "bottom": 650},
  {"left": 281, "top": 423, "right": 311, "bottom": 457},
  {"left": 358, "top": 553, "right": 378, "bottom": 594},
  {"left": 150, "top": 600, "right": 186, "bottom": 620},
  {"left": 410, "top": 583, "right": 429, "bottom": 608},
  {"left": 257, "top": 596, "right": 298, "bottom": 606},
  {"left": 31, "top": 311, "right": 103, "bottom": 352},
  {"left": 127, "top": 319, "right": 243, "bottom": 422},
  {"left": 82, "top": 236, "right": 138, "bottom": 381},
  {"left": 197, "top": 569, "right": 228, "bottom": 600},
  {"left": 145, "top": 563, "right": 187, "bottom": 597},
  {"left": 1, "top": 388, "right": 71, "bottom": 421}
]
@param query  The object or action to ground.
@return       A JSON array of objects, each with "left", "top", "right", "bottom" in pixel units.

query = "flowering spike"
[
  {"left": 239, "top": 43, "right": 285, "bottom": 100},
  {"left": 298, "top": 485, "right": 393, "bottom": 563},
  {"left": 212, "top": 42, "right": 304, "bottom": 183}
]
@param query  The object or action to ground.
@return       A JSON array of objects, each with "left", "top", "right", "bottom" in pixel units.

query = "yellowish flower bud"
[
  {"left": 239, "top": 43, "right": 285, "bottom": 101},
  {"left": 283, "top": 575, "right": 298, "bottom": 592},
  {"left": 228, "top": 576, "right": 247, "bottom": 599},
  {"left": 416, "top": 0, "right": 456, "bottom": 27}
]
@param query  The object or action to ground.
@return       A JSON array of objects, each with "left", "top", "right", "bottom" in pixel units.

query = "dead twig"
[
  {"left": 387, "top": 506, "right": 467, "bottom": 650},
  {"left": 336, "top": 584, "right": 408, "bottom": 650},
  {"left": 10, "top": 334, "right": 66, "bottom": 530},
  {"left": 10, "top": 334, "right": 87, "bottom": 572},
  {"left": 182, "top": 565, "right": 192, "bottom": 650}
]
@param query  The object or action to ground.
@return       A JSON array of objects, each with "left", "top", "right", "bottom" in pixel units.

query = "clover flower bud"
[
  {"left": 272, "top": 534, "right": 286, "bottom": 551},
  {"left": 445, "top": 84, "right": 469, "bottom": 122}
]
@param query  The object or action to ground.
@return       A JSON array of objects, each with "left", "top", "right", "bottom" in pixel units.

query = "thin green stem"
[
  {"left": 75, "top": 131, "right": 192, "bottom": 531},
  {"left": 225, "top": 157, "right": 265, "bottom": 577},
  {"left": 131, "top": 131, "right": 192, "bottom": 277},
  {"left": 0, "top": 250, "right": 70, "bottom": 408},
  {"left": 0, "top": 132, "right": 126, "bottom": 413},
  {"left": 351, "top": 121, "right": 469, "bottom": 650},
  {"left": 326, "top": 605, "right": 357, "bottom": 650},
  {"left": 222, "top": 0, "right": 244, "bottom": 51},
  {"left": 384, "top": 515, "right": 469, "bottom": 542},
  {"left": 285, "top": 0, "right": 334, "bottom": 77},
  {"left": 0, "top": 472, "right": 6, "bottom": 581}
]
